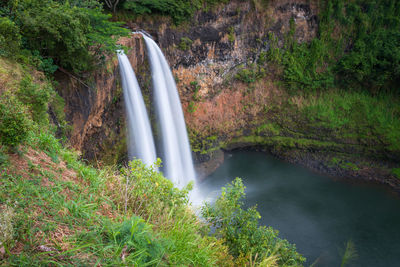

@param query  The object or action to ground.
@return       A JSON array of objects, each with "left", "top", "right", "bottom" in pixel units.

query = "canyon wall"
[{"left": 57, "top": 0, "right": 400, "bottom": 190}]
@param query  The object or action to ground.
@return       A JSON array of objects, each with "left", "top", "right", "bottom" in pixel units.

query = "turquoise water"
[{"left": 198, "top": 151, "right": 400, "bottom": 266}]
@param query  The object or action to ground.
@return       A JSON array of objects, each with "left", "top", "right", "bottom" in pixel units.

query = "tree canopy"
[{"left": 0, "top": 0, "right": 128, "bottom": 73}]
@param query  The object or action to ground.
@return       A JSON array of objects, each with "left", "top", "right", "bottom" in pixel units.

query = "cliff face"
[
  {"left": 57, "top": 0, "right": 400, "bottom": 190},
  {"left": 55, "top": 36, "right": 148, "bottom": 164},
  {"left": 58, "top": 0, "right": 318, "bottom": 161},
  {"left": 125, "top": 0, "right": 320, "bottom": 173}
]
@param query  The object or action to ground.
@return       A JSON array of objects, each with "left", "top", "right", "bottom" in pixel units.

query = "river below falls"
[{"left": 196, "top": 151, "right": 400, "bottom": 266}]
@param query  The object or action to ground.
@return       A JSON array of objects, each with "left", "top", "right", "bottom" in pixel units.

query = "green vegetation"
[
  {"left": 0, "top": 0, "right": 128, "bottom": 73},
  {"left": 0, "top": 17, "right": 21, "bottom": 56},
  {"left": 227, "top": 26, "right": 235, "bottom": 43},
  {"left": 17, "top": 77, "right": 53, "bottom": 125},
  {"left": 120, "top": 0, "right": 229, "bottom": 24},
  {"left": 189, "top": 129, "right": 224, "bottom": 155},
  {"left": 392, "top": 168, "right": 400, "bottom": 179},
  {"left": 2, "top": 0, "right": 399, "bottom": 264},
  {"left": 235, "top": 63, "right": 266, "bottom": 84},
  {"left": 267, "top": 0, "right": 400, "bottom": 95},
  {"left": 340, "top": 240, "right": 358, "bottom": 267},
  {"left": 178, "top": 37, "right": 193, "bottom": 51},
  {"left": 0, "top": 95, "right": 31, "bottom": 148},
  {"left": 202, "top": 178, "right": 305, "bottom": 266},
  {"left": 2, "top": 143, "right": 232, "bottom": 265},
  {"left": 298, "top": 90, "right": 400, "bottom": 151},
  {"left": 331, "top": 157, "right": 360, "bottom": 171},
  {"left": 226, "top": 135, "right": 340, "bottom": 150},
  {"left": 187, "top": 101, "right": 198, "bottom": 113},
  {"left": 254, "top": 123, "right": 281, "bottom": 136},
  {"left": 121, "top": 0, "right": 201, "bottom": 24},
  {"left": 187, "top": 81, "right": 201, "bottom": 113},
  {"left": 0, "top": 205, "right": 14, "bottom": 248},
  {"left": 0, "top": 59, "right": 66, "bottom": 149}
]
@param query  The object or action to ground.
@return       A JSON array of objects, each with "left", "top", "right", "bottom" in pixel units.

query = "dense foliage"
[
  {"left": 268, "top": 0, "right": 400, "bottom": 94},
  {"left": 0, "top": 0, "right": 128, "bottom": 73},
  {"left": 0, "top": 95, "right": 31, "bottom": 148},
  {"left": 202, "top": 178, "right": 305, "bottom": 266},
  {"left": 115, "top": 0, "right": 230, "bottom": 24},
  {"left": 0, "top": 17, "right": 21, "bottom": 56},
  {"left": 122, "top": 0, "right": 201, "bottom": 24}
]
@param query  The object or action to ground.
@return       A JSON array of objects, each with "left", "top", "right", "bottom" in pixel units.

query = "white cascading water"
[
  {"left": 141, "top": 34, "right": 197, "bottom": 189},
  {"left": 117, "top": 51, "right": 157, "bottom": 167}
]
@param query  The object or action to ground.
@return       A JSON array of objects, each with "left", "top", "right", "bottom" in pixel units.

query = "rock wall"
[
  {"left": 56, "top": 0, "right": 400, "bottom": 191},
  {"left": 124, "top": 0, "right": 320, "bottom": 174},
  {"left": 57, "top": 0, "right": 319, "bottom": 164}
]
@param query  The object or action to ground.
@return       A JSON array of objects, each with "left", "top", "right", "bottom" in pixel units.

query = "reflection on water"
[{"left": 196, "top": 151, "right": 400, "bottom": 267}]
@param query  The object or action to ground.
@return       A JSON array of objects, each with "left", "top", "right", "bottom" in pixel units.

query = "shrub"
[
  {"left": 0, "top": 95, "right": 31, "bottom": 147},
  {"left": 33, "top": 131, "right": 62, "bottom": 162},
  {"left": 0, "top": 148, "right": 9, "bottom": 167},
  {"left": 235, "top": 64, "right": 265, "bottom": 84},
  {"left": 38, "top": 57, "right": 58, "bottom": 75},
  {"left": 281, "top": 40, "right": 335, "bottom": 93},
  {"left": 17, "top": 77, "right": 53, "bottom": 125},
  {"left": 104, "top": 160, "right": 233, "bottom": 266},
  {"left": 86, "top": 216, "right": 165, "bottom": 265},
  {"left": 187, "top": 101, "right": 198, "bottom": 113},
  {"left": 118, "top": 159, "right": 191, "bottom": 216},
  {"left": 178, "top": 37, "right": 193, "bottom": 51},
  {"left": 0, "top": 17, "right": 21, "bottom": 56},
  {"left": 202, "top": 178, "right": 305, "bottom": 266}
]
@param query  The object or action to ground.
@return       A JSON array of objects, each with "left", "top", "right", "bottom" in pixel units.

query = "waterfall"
[
  {"left": 117, "top": 35, "right": 197, "bottom": 194},
  {"left": 117, "top": 51, "right": 157, "bottom": 167},
  {"left": 141, "top": 34, "right": 196, "bottom": 189}
]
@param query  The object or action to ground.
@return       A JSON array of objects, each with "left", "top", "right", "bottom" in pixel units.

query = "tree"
[
  {"left": 103, "top": 0, "right": 120, "bottom": 13},
  {"left": 11, "top": 0, "right": 128, "bottom": 72},
  {"left": 0, "top": 17, "right": 21, "bottom": 56}
]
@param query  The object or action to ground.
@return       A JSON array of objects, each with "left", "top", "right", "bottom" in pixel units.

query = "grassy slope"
[
  {"left": 0, "top": 145, "right": 232, "bottom": 266},
  {"left": 0, "top": 57, "right": 234, "bottom": 266}
]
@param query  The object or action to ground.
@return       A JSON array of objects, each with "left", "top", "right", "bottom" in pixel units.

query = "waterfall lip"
[{"left": 132, "top": 30, "right": 153, "bottom": 39}]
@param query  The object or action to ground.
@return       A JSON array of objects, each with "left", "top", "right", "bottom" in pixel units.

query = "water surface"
[{"left": 198, "top": 151, "right": 400, "bottom": 266}]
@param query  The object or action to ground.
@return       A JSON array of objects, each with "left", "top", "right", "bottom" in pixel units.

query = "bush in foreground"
[{"left": 202, "top": 178, "right": 305, "bottom": 266}]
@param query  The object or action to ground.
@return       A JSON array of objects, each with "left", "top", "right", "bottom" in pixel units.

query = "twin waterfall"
[{"left": 117, "top": 34, "right": 196, "bottom": 190}]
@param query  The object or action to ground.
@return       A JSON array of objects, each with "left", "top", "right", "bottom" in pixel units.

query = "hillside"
[{"left": 0, "top": 47, "right": 302, "bottom": 266}]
